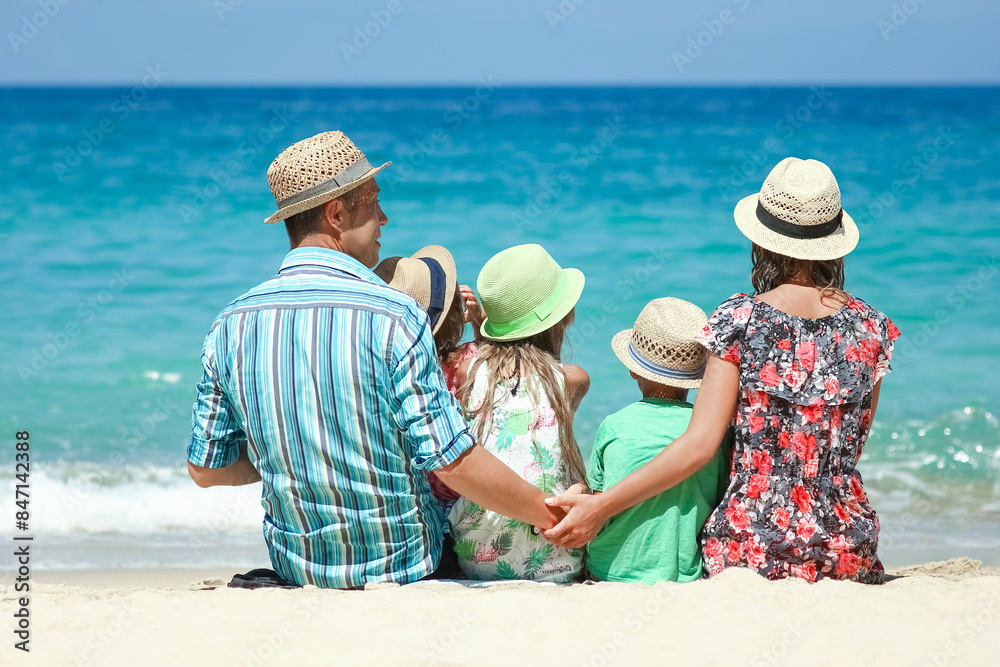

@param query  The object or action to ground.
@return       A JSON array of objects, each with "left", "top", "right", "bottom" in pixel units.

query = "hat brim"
[
  {"left": 611, "top": 329, "right": 703, "bottom": 389},
  {"left": 480, "top": 268, "right": 585, "bottom": 342},
  {"left": 412, "top": 245, "right": 458, "bottom": 335},
  {"left": 733, "top": 193, "right": 859, "bottom": 261},
  {"left": 264, "top": 162, "right": 390, "bottom": 225}
]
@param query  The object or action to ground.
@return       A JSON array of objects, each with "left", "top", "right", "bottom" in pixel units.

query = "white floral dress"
[{"left": 448, "top": 361, "right": 584, "bottom": 582}]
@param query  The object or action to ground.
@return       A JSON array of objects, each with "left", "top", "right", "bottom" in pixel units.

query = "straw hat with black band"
[
  {"left": 374, "top": 246, "right": 458, "bottom": 335},
  {"left": 264, "top": 131, "right": 390, "bottom": 225},
  {"left": 733, "top": 157, "right": 859, "bottom": 261}
]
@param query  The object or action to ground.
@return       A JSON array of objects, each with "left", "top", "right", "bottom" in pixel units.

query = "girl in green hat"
[{"left": 446, "top": 244, "right": 590, "bottom": 582}]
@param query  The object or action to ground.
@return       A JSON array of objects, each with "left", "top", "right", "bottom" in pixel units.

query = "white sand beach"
[{"left": 5, "top": 558, "right": 998, "bottom": 666}]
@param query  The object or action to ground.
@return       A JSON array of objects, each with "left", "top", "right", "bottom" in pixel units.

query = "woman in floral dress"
[{"left": 544, "top": 157, "right": 900, "bottom": 584}]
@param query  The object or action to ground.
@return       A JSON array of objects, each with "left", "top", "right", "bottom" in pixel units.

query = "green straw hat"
[{"left": 477, "top": 244, "right": 585, "bottom": 342}]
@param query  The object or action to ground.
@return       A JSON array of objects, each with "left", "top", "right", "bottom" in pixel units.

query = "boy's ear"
[{"left": 629, "top": 370, "right": 641, "bottom": 381}]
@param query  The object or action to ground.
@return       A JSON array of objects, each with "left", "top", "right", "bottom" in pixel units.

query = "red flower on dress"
[
  {"left": 746, "top": 474, "right": 769, "bottom": 498},
  {"left": 845, "top": 345, "right": 859, "bottom": 362},
  {"left": 791, "top": 432, "right": 816, "bottom": 462},
  {"left": 724, "top": 344, "right": 740, "bottom": 363},
  {"left": 796, "top": 340, "right": 817, "bottom": 372},
  {"left": 732, "top": 306, "right": 753, "bottom": 323},
  {"left": 835, "top": 552, "right": 862, "bottom": 577},
  {"left": 777, "top": 339, "right": 791, "bottom": 350},
  {"left": 830, "top": 406, "right": 843, "bottom": 430},
  {"left": 725, "top": 497, "right": 751, "bottom": 532},
  {"left": 746, "top": 538, "right": 766, "bottom": 569},
  {"left": 887, "top": 319, "right": 901, "bottom": 341},
  {"left": 796, "top": 516, "right": 818, "bottom": 540},
  {"left": 833, "top": 331, "right": 843, "bottom": 343},
  {"left": 749, "top": 416, "right": 765, "bottom": 433},
  {"left": 847, "top": 300, "right": 866, "bottom": 312},
  {"left": 751, "top": 450, "right": 773, "bottom": 476},
  {"left": 778, "top": 431, "right": 790, "bottom": 449},
  {"left": 725, "top": 540, "right": 743, "bottom": 563},
  {"left": 704, "top": 537, "right": 722, "bottom": 559},
  {"left": 833, "top": 502, "right": 851, "bottom": 523},
  {"left": 760, "top": 363, "right": 781, "bottom": 387},
  {"left": 792, "top": 562, "right": 818, "bottom": 582},
  {"left": 830, "top": 535, "right": 850, "bottom": 552},
  {"left": 801, "top": 404, "right": 823, "bottom": 424},
  {"left": 863, "top": 318, "right": 879, "bottom": 334},
  {"left": 773, "top": 507, "right": 790, "bottom": 530},
  {"left": 783, "top": 363, "right": 807, "bottom": 391},
  {"left": 858, "top": 339, "right": 880, "bottom": 367},
  {"left": 849, "top": 476, "right": 868, "bottom": 503},
  {"left": 771, "top": 416, "right": 780, "bottom": 427},
  {"left": 824, "top": 377, "right": 839, "bottom": 397},
  {"left": 791, "top": 484, "right": 813, "bottom": 513}
]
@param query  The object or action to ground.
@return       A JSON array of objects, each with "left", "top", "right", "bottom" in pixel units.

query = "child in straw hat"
[
  {"left": 374, "top": 245, "right": 484, "bottom": 506},
  {"left": 585, "top": 298, "right": 730, "bottom": 583},
  {"left": 447, "top": 244, "right": 590, "bottom": 582}
]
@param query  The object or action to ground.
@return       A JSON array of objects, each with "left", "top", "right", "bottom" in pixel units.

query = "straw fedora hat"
[
  {"left": 734, "top": 157, "right": 859, "bottom": 261},
  {"left": 611, "top": 298, "right": 709, "bottom": 389},
  {"left": 374, "top": 246, "right": 458, "bottom": 335},
  {"left": 264, "top": 131, "right": 390, "bottom": 225},
  {"left": 478, "top": 244, "right": 585, "bottom": 342}
]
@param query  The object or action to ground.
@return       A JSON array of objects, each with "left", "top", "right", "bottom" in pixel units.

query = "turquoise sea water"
[{"left": 1, "top": 86, "right": 998, "bottom": 569}]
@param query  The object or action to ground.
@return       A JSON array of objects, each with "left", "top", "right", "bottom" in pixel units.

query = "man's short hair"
[{"left": 284, "top": 186, "right": 365, "bottom": 241}]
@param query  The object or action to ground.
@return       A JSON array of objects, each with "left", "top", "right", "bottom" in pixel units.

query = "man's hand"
[
  {"left": 435, "top": 443, "right": 563, "bottom": 530},
  {"left": 541, "top": 492, "right": 608, "bottom": 549}
]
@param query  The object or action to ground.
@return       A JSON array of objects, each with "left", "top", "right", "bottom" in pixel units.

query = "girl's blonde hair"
[
  {"left": 750, "top": 243, "right": 851, "bottom": 307},
  {"left": 457, "top": 311, "right": 587, "bottom": 484}
]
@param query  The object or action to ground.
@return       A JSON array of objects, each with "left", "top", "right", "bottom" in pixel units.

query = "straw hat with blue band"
[
  {"left": 374, "top": 245, "right": 457, "bottom": 335},
  {"left": 264, "top": 131, "right": 390, "bottom": 225},
  {"left": 733, "top": 157, "right": 858, "bottom": 261},
  {"left": 610, "top": 297, "right": 709, "bottom": 389},
  {"left": 477, "top": 244, "right": 585, "bottom": 342}
]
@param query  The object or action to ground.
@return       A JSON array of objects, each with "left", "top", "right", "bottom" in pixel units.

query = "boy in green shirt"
[{"left": 586, "top": 298, "right": 730, "bottom": 583}]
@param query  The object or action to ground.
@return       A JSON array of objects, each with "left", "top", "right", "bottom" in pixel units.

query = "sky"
[{"left": 1, "top": 0, "right": 998, "bottom": 86}]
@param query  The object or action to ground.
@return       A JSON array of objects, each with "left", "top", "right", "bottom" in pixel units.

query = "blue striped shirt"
[{"left": 187, "top": 247, "right": 474, "bottom": 588}]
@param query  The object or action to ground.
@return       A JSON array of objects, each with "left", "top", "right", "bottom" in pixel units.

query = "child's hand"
[
  {"left": 562, "top": 482, "right": 592, "bottom": 497},
  {"left": 541, "top": 493, "right": 607, "bottom": 549},
  {"left": 459, "top": 285, "right": 485, "bottom": 334}
]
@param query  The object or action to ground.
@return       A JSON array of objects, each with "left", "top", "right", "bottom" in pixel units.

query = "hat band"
[
  {"left": 628, "top": 341, "right": 706, "bottom": 380},
  {"left": 756, "top": 202, "right": 843, "bottom": 240},
  {"left": 418, "top": 257, "right": 447, "bottom": 329},
  {"left": 276, "top": 156, "right": 374, "bottom": 209},
  {"left": 486, "top": 273, "right": 568, "bottom": 337}
]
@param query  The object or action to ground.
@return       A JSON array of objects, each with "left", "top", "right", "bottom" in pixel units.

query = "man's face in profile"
[{"left": 340, "top": 179, "right": 387, "bottom": 268}]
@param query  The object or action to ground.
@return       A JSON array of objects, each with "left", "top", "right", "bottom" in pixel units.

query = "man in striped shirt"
[{"left": 186, "top": 132, "right": 562, "bottom": 588}]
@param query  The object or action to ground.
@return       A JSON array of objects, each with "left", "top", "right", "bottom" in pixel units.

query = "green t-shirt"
[{"left": 586, "top": 398, "right": 728, "bottom": 584}]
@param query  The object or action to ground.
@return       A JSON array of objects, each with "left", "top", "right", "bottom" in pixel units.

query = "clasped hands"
[{"left": 539, "top": 484, "right": 608, "bottom": 550}]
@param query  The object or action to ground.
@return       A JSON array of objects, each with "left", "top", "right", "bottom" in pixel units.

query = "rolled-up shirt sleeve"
[
  {"left": 389, "top": 304, "right": 474, "bottom": 472},
  {"left": 187, "top": 327, "right": 247, "bottom": 468}
]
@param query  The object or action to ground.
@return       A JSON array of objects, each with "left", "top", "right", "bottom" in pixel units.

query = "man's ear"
[{"left": 320, "top": 197, "right": 348, "bottom": 237}]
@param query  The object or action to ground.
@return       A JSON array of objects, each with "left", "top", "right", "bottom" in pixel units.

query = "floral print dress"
[
  {"left": 448, "top": 360, "right": 584, "bottom": 582},
  {"left": 696, "top": 293, "right": 900, "bottom": 584}
]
